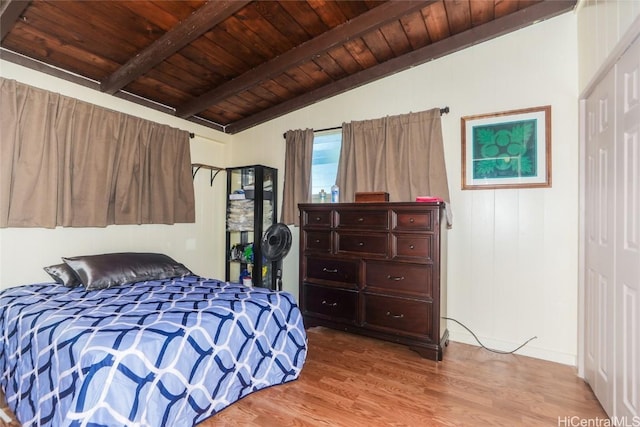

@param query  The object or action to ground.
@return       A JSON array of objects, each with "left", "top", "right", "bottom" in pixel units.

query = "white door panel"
[
  {"left": 585, "top": 65, "right": 616, "bottom": 415},
  {"left": 583, "top": 33, "right": 640, "bottom": 419},
  {"left": 615, "top": 34, "right": 640, "bottom": 419}
]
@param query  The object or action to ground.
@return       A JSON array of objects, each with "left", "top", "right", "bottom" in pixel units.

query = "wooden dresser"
[{"left": 298, "top": 202, "right": 448, "bottom": 360}]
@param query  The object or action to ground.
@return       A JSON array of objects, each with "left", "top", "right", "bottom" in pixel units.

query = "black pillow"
[
  {"left": 62, "top": 252, "right": 192, "bottom": 290},
  {"left": 44, "top": 263, "right": 82, "bottom": 288}
]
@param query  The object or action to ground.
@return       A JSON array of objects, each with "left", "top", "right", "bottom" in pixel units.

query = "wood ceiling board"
[{"left": 0, "top": 0, "right": 576, "bottom": 134}]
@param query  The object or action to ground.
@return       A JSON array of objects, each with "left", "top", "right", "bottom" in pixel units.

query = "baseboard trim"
[{"left": 449, "top": 331, "right": 577, "bottom": 366}]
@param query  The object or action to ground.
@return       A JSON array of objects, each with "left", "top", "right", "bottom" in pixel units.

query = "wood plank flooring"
[
  {"left": 1, "top": 327, "right": 606, "bottom": 427},
  {"left": 209, "top": 327, "right": 606, "bottom": 426}
]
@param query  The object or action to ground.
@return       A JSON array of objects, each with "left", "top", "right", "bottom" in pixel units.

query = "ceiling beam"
[
  {"left": 224, "top": 0, "right": 576, "bottom": 134},
  {"left": 176, "top": 0, "right": 436, "bottom": 119},
  {"left": 0, "top": 48, "right": 226, "bottom": 133},
  {"left": 100, "top": 0, "right": 251, "bottom": 95},
  {"left": 0, "top": 0, "right": 30, "bottom": 42}
]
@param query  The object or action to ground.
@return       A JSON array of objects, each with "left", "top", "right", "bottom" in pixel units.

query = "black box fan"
[{"left": 260, "top": 223, "right": 292, "bottom": 291}]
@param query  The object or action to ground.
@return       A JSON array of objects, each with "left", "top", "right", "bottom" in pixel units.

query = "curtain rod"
[{"left": 281, "top": 106, "right": 450, "bottom": 139}]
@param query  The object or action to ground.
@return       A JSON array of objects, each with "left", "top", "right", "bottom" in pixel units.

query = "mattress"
[{"left": 0, "top": 276, "right": 307, "bottom": 426}]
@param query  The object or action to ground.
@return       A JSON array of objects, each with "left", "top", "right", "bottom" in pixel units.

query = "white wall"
[
  {"left": 231, "top": 12, "right": 580, "bottom": 365},
  {"left": 577, "top": 0, "right": 640, "bottom": 94},
  {"left": 0, "top": 61, "right": 230, "bottom": 289}
]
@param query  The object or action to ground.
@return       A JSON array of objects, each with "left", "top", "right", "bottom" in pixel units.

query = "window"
[{"left": 311, "top": 130, "right": 342, "bottom": 202}]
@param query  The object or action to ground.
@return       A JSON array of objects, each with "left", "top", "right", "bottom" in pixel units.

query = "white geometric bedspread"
[{"left": 0, "top": 276, "right": 307, "bottom": 426}]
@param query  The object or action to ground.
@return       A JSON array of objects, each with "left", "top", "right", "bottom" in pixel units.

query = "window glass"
[{"left": 311, "top": 130, "right": 342, "bottom": 202}]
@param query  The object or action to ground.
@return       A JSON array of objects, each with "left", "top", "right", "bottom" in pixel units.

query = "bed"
[{"left": 0, "top": 253, "right": 307, "bottom": 427}]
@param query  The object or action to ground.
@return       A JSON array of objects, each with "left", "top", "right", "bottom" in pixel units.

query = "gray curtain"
[
  {"left": 0, "top": 78, "right": 195, "bottom": 228},
  {"left": 280, "top": 129, "right": 314, "bottom": 226},
  {"left": 336, "top": 108, "right": 450, "bottom": 204}
]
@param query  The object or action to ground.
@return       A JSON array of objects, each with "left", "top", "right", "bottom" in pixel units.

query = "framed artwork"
[{"left": 461, "top": 105, "right": 551, "bottom": 190}]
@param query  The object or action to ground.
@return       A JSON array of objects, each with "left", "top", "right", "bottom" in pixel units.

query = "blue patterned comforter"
[{"left": 0, "top": 276, "right": 307, "bottom": 426}]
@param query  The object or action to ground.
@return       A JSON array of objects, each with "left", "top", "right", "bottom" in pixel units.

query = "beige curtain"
[
  {"left": 280, "top": 129, "right": 314, "bottom": 226},
  {"left": 337, "top": 108, "right": 450, "bottom": 204},
  {"left": 0, "top": 78, "right": 195, "bottom": 228}
]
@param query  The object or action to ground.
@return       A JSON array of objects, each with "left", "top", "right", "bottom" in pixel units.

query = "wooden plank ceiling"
[{"left": 0, "top": 0, "right": 576, "bottom": 134}]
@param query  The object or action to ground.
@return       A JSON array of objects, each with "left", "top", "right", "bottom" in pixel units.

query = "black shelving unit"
[{"left": 225, "top": 165, "right": 278, "bottom": 289}]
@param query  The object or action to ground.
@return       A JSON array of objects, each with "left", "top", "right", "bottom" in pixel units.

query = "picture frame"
[{"left": 461, "top": 105, "right": 551, "bottom": 190}]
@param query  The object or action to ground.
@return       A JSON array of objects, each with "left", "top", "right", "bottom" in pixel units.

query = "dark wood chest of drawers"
[{"left": 298, "top": 202, "right": 448, "bottom": 360}]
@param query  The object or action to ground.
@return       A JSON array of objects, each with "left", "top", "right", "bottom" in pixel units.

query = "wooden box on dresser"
[{"left": 298, "top": 202, "right": 448, "bottom": 361}]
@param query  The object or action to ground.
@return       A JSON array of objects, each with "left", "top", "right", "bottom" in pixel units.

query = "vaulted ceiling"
[{"left": 0, "top": 0, "right": 575, "bottom": 134}]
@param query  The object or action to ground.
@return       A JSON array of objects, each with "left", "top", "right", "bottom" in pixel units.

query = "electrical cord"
[{"left": 442, "top": 317, "right": 538, "bottom": 355}]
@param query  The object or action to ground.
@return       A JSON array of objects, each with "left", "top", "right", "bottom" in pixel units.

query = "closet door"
[
  {"left": 584, "top": 65, "right": 616, "bottom": 416},
  {"left": 615, "top": 35, "right": 640, "bottom": 419}
]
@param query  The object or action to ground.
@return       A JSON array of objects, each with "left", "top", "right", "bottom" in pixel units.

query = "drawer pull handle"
[
  {"left": 323, "top": 268, "right": 338, "bottom": 273},
  {"left": 358, "top": 242, "right": 364, "bottom": 246},
  {"left": 315, "top": 217, "right": 321, "bottom": 221},
  {"left": 322, "top": 300, "right": 337, "bottom": 307},
  {"left": 409, "top": 218, "right": 415, "bottom": 223},
  {"left": 386, "top": 311, "right": 404, "bottom": 319},
  {"left": 387, "top": 275, "right": 405, "bottom": 281},
  {"left": 357, "top": 217, "right": 364, "bottom": 222},
  {"left": 315, "top": 239, "right": 321, "bottom": 243},
  {"left": 409, "top": 244, "right": 415, "bottom": 249}
]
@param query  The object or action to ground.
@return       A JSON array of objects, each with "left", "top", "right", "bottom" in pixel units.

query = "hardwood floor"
[
  {"left": 0, "top": 392, "right": 18, "bottom": 427},
  {"left": 209, "top": 327, "right": 606, "bottom": 426},
  {"left": 1, "top": 327, "right": 606, "bottom": 427}
]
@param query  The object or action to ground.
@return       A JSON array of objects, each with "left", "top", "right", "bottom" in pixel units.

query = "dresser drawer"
[
  {"left": 298, "top": 202, "right": 447, "bottom": 361},
  {"left": 392, "top": 209, "right": 435, "bottom": 232},
  {"left": 303, "top": 284, "right": 357, "bottom": 323},
  {"left": 305, "top": 257, "right": 359, "bottom": 287},
  {"left": 336, "top": 209, "right": 389, "bottom": 230},
  {"left": 393, "top": 234, "right": 433, "bottom": 261},
  {"left": 364, "top": 261, "right": 432, "bottom": 298},
  {"left": 302, "top": 209, "right": 332, "bottom": 228},
  {"left": 363, "top": 293, "right": 433, "bottom": 339},
  {"left": 303, "top": 230, "right": 332, "bottom": 253},
  {"left": 336, "top": 232, "right": 388, "bottom": 257}
]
